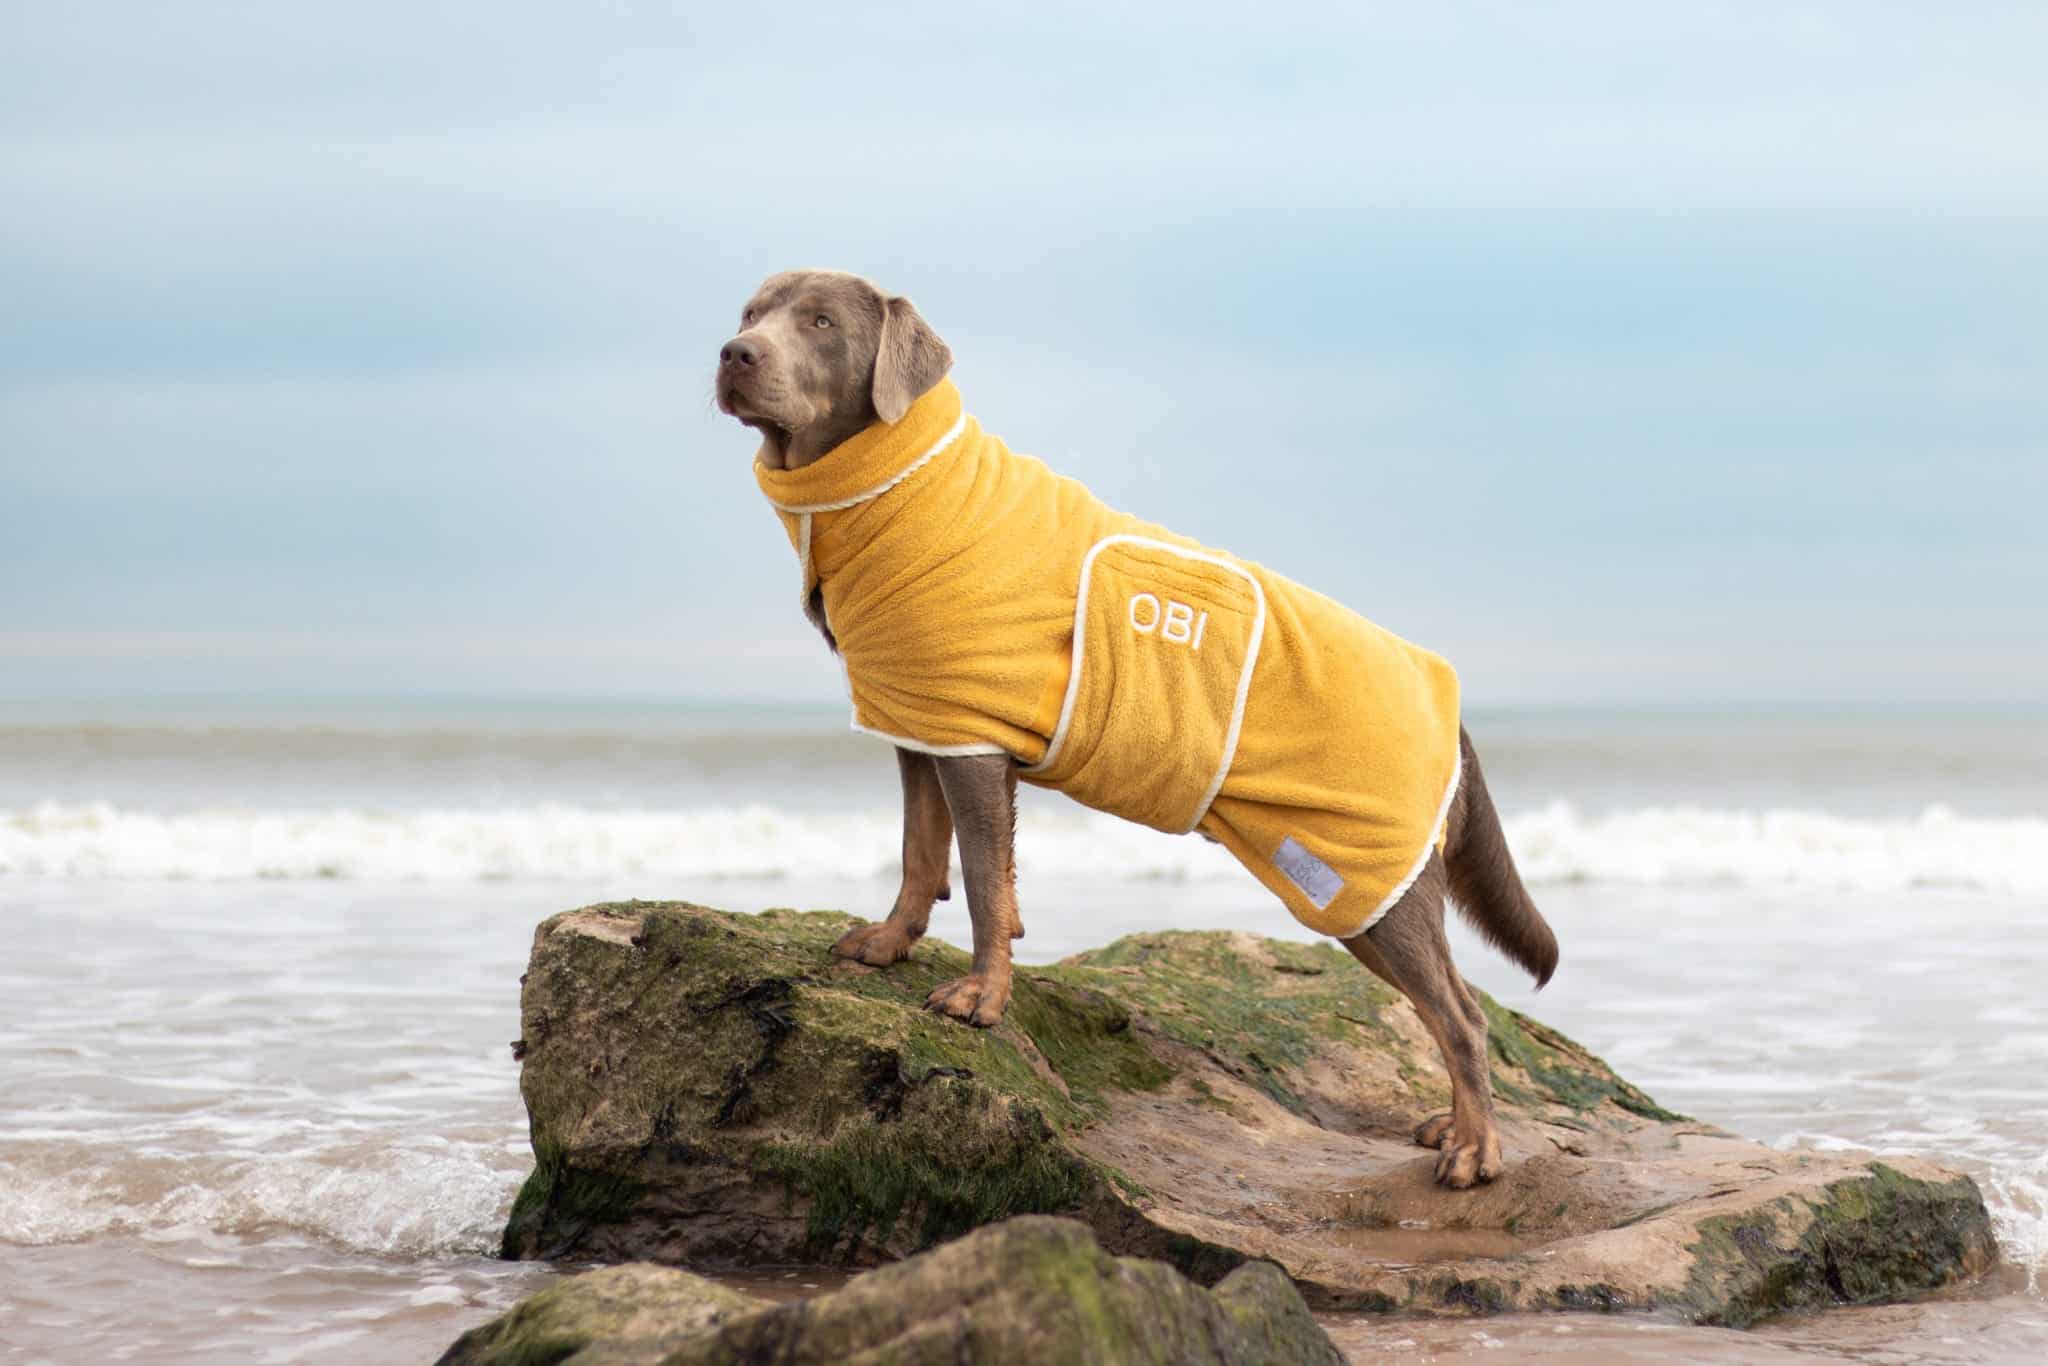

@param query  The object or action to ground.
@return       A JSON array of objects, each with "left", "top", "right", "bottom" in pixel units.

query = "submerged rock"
[
  {"left": 455, "top": 1217, "right": 1342, "bottom": 1365},
  {"left": 502, "top": 901, "right": 1997, "bottom": 1325}
]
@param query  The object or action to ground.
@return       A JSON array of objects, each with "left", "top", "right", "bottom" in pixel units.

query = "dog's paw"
[
  {"left": 1433, "top": 1129, "right": 1504, "bottom": 1188},
  {"left": 1414, "top": 1113, "right": 1456, "bottom": 1150},
  {"left": 831, "top": 920, "right": 920, "bottom": 967},
  {"left": 925, "top": 973, "right": 1010, "bottom": 1028}
]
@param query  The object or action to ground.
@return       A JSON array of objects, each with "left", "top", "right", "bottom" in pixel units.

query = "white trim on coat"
[
  {"left": 849, "top": 718, "right": 1009, "bottom": 757},
  {"left": 834, "top": 651, "right": 1010, "bottom": 757},
  {"left": 797, "top": 512, "right": 815, "bottom": 602},
  {"left": 762, "top": 415, "right": 968, "bottom": 515},
  {"left": 1022, "top": 534, "right": 1267, "bottom": 835}
]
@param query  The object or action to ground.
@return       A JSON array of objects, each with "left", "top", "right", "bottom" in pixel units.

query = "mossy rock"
[
  {"left": 1670, "top": 1162, "right": 1997, "bottom": 1327},
  {"left": 436, "top": 1262, "right": 763, "bottom": 1366},
  {"left": 502, "top": 903, "right": 1172, "bottom": 1264},
  {"left": 501, "top": 901, "right": 1998, "bottom": 1321},
  {"left": 453, "top": 1216, "right": 1340, "bottom": 1366}
]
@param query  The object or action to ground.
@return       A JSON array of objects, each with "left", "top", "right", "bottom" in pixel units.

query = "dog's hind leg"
[
  {"left": 1341, "top": 854, "right": 1505, "bottom": 1187},
  {"left": 833, "top": 748, "right": 956, "bottom": 966}
]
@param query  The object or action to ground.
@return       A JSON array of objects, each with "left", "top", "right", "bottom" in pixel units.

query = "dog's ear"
[{"left": 871, "top": 295, "right": 953, "bottom": 424}]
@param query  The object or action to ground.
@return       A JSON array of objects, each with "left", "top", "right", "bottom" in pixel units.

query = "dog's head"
[{"left": 716, "top": 269, "right": 953, "bottom": 469}]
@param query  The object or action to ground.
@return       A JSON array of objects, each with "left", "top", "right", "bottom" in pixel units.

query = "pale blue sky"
[{"left": 4, "top": 3, "right": 2044, "bottom": 703}]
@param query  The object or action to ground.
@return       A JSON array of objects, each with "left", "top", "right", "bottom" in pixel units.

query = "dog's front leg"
[
  {"left": 832, "top": 748, "right": 954, "bottom": 967},
  {"left": 922, "top": 752, "right": 1018, "bottom": 1027}
]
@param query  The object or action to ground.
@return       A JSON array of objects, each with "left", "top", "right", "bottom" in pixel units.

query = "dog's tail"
[{"left": 1444, "top": 727, "right": 1558, "bottom": 988}]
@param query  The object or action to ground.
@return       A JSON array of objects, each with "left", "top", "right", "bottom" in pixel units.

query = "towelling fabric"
[{"left": 753, "top": 380, "right": 1461, "bottom": 939}]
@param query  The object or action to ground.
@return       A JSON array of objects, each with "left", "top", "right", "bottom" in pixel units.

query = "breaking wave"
[
  {"left": 1502, "top": 801, "right": 2048, "bottom": 896},
  {"left": 0, "top": 1146, "right": 517, "bottom": 1256},
  {"left": 2, "top": 799, "right": 2042, "bottom": 894}
]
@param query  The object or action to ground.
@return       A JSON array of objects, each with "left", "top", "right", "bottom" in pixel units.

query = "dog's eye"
[
  {"left": 741, "top": 308, "right": 755, "bottom": 324},
  {"left": 814, "top": 315, "right": 833, "bottom": 329}
]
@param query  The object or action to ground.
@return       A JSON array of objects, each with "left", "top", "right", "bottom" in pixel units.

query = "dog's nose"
[{"left": 719, "top": 337, "right": 761, "bottom": 368}]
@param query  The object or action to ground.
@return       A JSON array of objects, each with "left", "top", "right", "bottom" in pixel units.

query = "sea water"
[{"left": 1, "top": 699, "right": 2043, "bottom": 1362}]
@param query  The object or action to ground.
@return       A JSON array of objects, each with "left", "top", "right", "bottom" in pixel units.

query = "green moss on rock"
[
  {"left": 504, "top": 903, "right": 1182, "bottom": 1263},
  {"left": 501, "top": 1139, "right": 647, "bottom": 1262},
  {"left": 435, "top": 1263, "right": 762, "bottom": 1366},
  {"left": 1670, "top": 1162, "right": 1997, "bottom": 1326},
  {"left": 1478, "top": 994, "right": 1687, "bottom": 1122},
  {"left": 611, "top": 1217, "right": 1344, "bottom": 1366},
  {"left": 754, "top": 1100, "right": 1099, "bottom": 1253},
  {"left": 1051, "top": 932, "right": 1406, "bottom": 1113}
]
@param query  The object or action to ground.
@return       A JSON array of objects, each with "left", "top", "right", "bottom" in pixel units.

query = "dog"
[{"left": 717, "top": 269, "right": 1557, "bottom": 1188}]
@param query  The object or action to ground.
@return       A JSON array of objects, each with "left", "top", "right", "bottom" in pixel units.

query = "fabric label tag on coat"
[{"left": 1273, "top": 836, "right": 1343, "bottom": 910}]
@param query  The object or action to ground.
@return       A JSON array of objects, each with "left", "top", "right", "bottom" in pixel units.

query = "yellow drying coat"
[{"left": 754, "top": 380, "right": 1461, "bottom": 939}]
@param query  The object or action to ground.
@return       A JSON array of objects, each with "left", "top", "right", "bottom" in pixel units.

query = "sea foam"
[
  {"left": 0, "top": 1146, "right": 516, "bottom": 1256},
  {"left": 2, "top": 799, "right": 2042, "bottom": 894}
]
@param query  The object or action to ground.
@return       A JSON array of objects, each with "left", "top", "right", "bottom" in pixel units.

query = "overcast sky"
[{"left": 4, "top": 3, "right": 2044, "bottom": 705}]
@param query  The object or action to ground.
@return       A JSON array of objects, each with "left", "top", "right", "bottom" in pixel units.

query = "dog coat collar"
[{"left": 754, "top": 380, "right": 968, "bottom": 514}]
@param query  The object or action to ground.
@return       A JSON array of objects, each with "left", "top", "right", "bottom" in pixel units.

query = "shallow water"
[
  {"left": 2, "top": 874, "right": 2043, "bottom": 1362},
  {"left": 1321, "top": 1268, "right": 2048, "bottom": 1363},
  {"left": 1, "top": 702, "right": 2043, "bottom": 1361}
]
